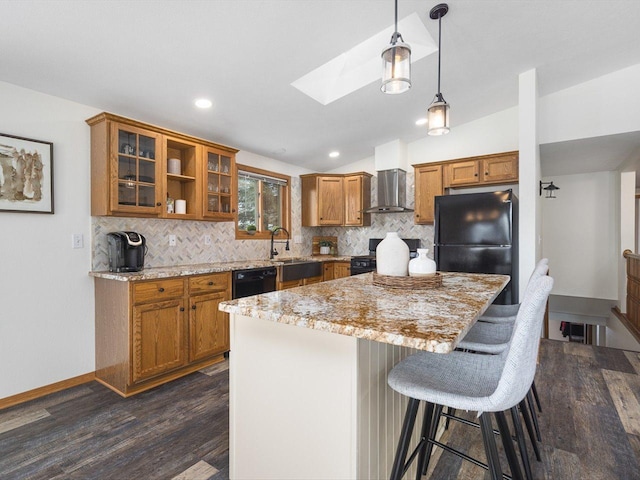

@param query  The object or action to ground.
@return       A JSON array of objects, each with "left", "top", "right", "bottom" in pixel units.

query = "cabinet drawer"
[
  {"left": 189, "top": 272, "right": 230, "bottom": 294},
  {"left": 133, "top": 278, "right": 184, "bottom": 304}
]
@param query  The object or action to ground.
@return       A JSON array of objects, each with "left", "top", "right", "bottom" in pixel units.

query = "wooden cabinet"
[
  {"left": 333, "top": 261, "right": 351, "bottom": 278},
  {"left": 322, "top": 261, "right": 351, "bottom": 281},
  {"left": 482, "top": 152, "right": 518, "bottom": 184},
  {"left": 87, "top": 112, "right": 237, "bottom": 221},
  {"left": 443, "top": 152, "right": 518, "bottom": 188},
  {"left": 301, "top": 172, "right": 372, "bottom": 227},
  {"left": 446, "top": 160, "right": 480, "bottom": 187},
  {"left": 132, "top": 298, "right": 187, "bottom": 384},
  {"left": 414, "top": 164, "right": 443, "bottom": 225},
  {"left": 94, "top": 271, "right": 231, "bottom": 397},
  {"left": 203, "top": 146, "right": 235, "bottom": 220},
  {"left": 188, "top": 273, "right": 231, "bottom": 361},
  {"left": 414, "top": 151, "right": 518, "bottom": 225},
  {"left": 276, "top": 275, "right": 323, "bottom": 290},
  {"left": 344, "top": 174, "right": 372, "bottom": 226}
]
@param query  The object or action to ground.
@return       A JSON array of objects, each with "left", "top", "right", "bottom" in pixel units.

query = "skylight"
[{"left": 291, "top": 13, "right": 437, "bottom": 105}]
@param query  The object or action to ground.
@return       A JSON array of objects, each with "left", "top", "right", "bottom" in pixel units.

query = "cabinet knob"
[
  {"left": 357, "top": 217, "right": 360, "bottom": 220},
  {"left": 320, "top": 217, "right": 323, "bottom": 220},
  {"left": 180, "top": 307, "right": 185, "bottom": 312},
  {"left": 416, "top": 214, "right": 420, "bottom": 218},
  {"left": 485, "top": 172, "right": 489, "bottom": 175},
  {"left": 208, "top": 281, "right": 214, "bottom": 286},
  {"left": 474, "top": 173, "right": 478, "bottom": 177},
  {"left": 156, "top": 202, "right": 162, "bottom": 206},
  {"left": 232, "top": 208, "right": 236, "bottom": 213},
  {"left": 192, "top": 305, "right": 197, "bottom": 310},
  {"left": 159, "top": 287, "right": 165, "bottom": 292}
]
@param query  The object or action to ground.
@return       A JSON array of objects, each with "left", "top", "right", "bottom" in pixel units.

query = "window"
[{"left": 236, "top": 164, "right": 291, "bottom": 239}]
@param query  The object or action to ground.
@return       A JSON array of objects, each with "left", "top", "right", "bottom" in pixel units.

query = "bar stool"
[{"left": 387, "top": 275, "right": 553, "bottom": 480}]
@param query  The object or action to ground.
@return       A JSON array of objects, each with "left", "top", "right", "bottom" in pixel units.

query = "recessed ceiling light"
[
  {"left": 329, "top": 151, "right": 340, "bottom": 158},
  {"left": 415, "top": 118, "right": 428, "bottom": 126},
  {"left": 194, "top": 98, "right": 212, "bottom": 109}
]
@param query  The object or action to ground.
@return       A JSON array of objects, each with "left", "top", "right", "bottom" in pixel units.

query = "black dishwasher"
[{"left": 232, "top": 266, "right": 277, "bottom": 299}]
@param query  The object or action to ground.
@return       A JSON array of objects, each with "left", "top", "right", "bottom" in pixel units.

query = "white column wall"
[{"left": 518, "top": 69, "right": 541, "bottom": 299}]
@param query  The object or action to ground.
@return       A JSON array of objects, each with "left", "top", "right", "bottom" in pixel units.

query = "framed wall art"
[{"left": 0, "top": 133, "right": 54, "bottom": 214}]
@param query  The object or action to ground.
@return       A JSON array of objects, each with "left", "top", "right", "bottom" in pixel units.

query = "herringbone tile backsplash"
[{"left": 92, "top": 173, "right": 435, "bottom": 270}]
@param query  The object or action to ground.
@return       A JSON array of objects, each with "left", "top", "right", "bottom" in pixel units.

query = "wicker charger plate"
[{"left": 372, "top": 272, "right": 442, "bottom": 290}]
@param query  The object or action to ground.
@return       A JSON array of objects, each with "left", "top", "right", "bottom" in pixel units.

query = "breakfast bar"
[{"left": 219, "top": 272, "right": 509, "bottom": 480}]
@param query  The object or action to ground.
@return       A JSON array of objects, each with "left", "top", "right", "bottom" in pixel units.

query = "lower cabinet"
[
  {"left": 94, "top": 272, "right": 230, "bottom": 397},
  {"left": 277, "top": 275, "right": 323, "bottom": 290},
  {"left": 323, "top": 261, "right": 351, "bottom": 281}
]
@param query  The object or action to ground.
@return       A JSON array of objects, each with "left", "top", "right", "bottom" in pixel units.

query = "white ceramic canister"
[
  {"left": 175, "top": 199, "right": 187, "bottom": 214},
  {"left": 168, "top": 158, "right": 181, "bottom": 175},
  {"left": 376, "top": 232, "right": 410, "bottom": 276},
  {"left": 409, "top": 249, "right": 437, "bottom": 276}
]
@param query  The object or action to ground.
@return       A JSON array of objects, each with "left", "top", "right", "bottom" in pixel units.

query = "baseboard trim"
[
  {"left": 0, "top": 372, "right": 96, "bottom": 411},
  {"left": 612, "top": 306, "right": 640, "bottom": 345}
]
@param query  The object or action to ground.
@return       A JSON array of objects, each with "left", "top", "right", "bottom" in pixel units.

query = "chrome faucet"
[{"left": 270, "top": 227, "right": 290, "bottom": 259}]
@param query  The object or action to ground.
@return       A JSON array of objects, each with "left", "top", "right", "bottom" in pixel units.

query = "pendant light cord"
[{"left": 437, "top": 13, "right": 442, "bottom": 95}]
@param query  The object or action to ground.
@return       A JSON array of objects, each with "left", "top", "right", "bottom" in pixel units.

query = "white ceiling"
[{"left": 1, "top": 0, "right": 640, "bottom": 173}]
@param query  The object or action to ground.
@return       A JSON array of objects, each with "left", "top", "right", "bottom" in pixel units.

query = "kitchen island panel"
[{"left": 230, "top": 314, "right": 421, "bottom": 480}]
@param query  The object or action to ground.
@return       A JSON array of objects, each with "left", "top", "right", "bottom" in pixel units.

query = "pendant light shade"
[
  {"left": 381, "top": 0, "right": 411, "bottom": 94},
  {"left": 427, "top": 93, "right": 450, "bottom": 136},
  {"left": 427, "top": 3, "right": 450, "bottom": 136}
]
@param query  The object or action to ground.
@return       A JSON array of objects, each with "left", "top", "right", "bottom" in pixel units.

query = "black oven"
[{"left": 232, "top": 266, "right": 277, "bottom": 299}]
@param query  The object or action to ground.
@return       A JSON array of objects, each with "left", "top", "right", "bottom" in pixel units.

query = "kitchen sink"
[{"left": 279, "top": 261, "right": 322, "bottom": 282}]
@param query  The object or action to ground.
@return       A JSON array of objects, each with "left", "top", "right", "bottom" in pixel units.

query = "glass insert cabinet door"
[
  {"left": 112, "top": 124, "right": 161, "bottom": 212},
  {"left": 204, "top": 149, "right": 233, "bottom": 217}
]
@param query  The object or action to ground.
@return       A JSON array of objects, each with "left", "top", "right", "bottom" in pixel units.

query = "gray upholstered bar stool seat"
[{"left": 387, "top": 275, "right": 553, "bottom": 480}]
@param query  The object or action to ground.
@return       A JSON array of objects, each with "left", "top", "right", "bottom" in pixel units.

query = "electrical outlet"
[
  {"left": 294, "top": 235, "right": 303, "bottom": 244},
  {"left": 169, "top": 234, "right": 177, "bottom": 247},
  {"left": 72, "top": 233, "right": 84, "bottom": 249},
  {"left": 204, "top": 235, "right": 212, "bottom": 246}
]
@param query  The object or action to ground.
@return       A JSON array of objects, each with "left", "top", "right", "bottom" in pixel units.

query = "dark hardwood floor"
[{"left": 1, "top": 340, "right": 639, "bottom": 479}]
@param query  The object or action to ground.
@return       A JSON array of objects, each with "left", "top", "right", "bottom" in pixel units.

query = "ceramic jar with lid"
[
  {"left": 376, "top": 232, "right": 410, "bottom": 276},
  {"left": 409, "top": 249, "right": 437, "bottom": 276}
]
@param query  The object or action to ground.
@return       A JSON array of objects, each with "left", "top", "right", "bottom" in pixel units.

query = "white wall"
[
  {"left": 407, "top": 107, "right": 519, "bottom": 165},
  {"left": 540, "top": 63, "right": 640, "bottom": 145},
  {"left": 0, "top": 81, "right": 100, "bottom": 398},
  {"left": 236, "top": 150, "right": 313, "bottom": 178},
  {"left": 541, "top": 171, "right": 618, "bottom": 299}
]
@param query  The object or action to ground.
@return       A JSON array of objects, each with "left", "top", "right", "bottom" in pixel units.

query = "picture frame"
[{"left": 0, "top": 133, "right": 54, "bottom": 214}]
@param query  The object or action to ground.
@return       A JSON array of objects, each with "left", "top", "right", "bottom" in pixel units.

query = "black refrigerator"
[{"left": 434, "top": 190, "right": 518, "bottom": 305}]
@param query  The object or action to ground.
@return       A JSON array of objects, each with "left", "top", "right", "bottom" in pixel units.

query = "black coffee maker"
[{"left": 107, "top": 231, "right": 147, "bottom": 272}]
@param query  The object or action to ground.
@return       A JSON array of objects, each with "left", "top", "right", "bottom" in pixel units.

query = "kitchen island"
[{"left": 219, "top": 271, "right": 509, "bottom": 480}]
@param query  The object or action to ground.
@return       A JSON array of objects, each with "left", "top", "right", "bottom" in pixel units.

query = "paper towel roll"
[{"left": 175, "top": 199, "right": 186, "bottom": 214}]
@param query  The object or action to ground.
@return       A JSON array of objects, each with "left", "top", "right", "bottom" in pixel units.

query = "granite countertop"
[
  {"left": 219, "top": 272, "right": 510, "bottom": 353},
  {"left": 90, "top": 256, "right": 352, "bottom": 281}
]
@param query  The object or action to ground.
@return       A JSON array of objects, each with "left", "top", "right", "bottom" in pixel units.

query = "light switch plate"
[
  {"left": 294, "top": 235, "right": 303, "bottom": 244},
  {"left": 169, "top": 234, "right": 177, "bottom": 247},
  {"left": 204, "top": 235, "right": 212, "bottom": 246},
  {"left": 72, "top": 233, "right": 84, "bottom": 249}
]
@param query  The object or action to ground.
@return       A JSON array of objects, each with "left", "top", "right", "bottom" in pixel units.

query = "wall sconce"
[{"left": 540, "top": 181, "right": 559, "bottom": 198}]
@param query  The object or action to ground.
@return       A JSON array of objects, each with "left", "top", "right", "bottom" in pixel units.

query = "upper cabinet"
[
  {"left": 443, "top": 151, "right": 518, "bottom": 188},
  {"left": 414, "top": 164, "right": 443, "bottom": 225},
  {"left": 87, "top": 112, "right": 237, "bottom": 221},
  {"left": 414, "top": 151, "right": 518, "bottom": 225},
  {"left": 301, "top": 172, "right": 372, "bottom": 227},
  {"left": 344, "top": 174, "right": 372, "bottom": 226}
]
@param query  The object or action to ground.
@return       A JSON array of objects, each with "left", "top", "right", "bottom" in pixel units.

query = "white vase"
[
  {"left": 376, "top": 232, "right": 410, "bottom": 276},
  {"left": 409, "top": 249, "right": 437, "bottom": 276},
  {"left": 320, "top": 246, "right": 330, "bottom": 255}
]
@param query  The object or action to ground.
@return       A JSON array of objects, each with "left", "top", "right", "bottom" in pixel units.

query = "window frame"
[{"left": 235, "top": 164, "right": 291, "bottom": 240}]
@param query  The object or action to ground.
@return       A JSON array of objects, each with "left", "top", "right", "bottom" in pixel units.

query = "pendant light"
[
  {"left": 381, "top": 0, "right": 411, "bottom": 94},
  {"left": 427, "top": 3, "right": 450, "bottom": 135}
]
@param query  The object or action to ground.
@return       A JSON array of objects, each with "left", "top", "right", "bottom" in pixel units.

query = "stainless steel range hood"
[{"left": 364, "top": 168, "right": 413, "bottom": 213}]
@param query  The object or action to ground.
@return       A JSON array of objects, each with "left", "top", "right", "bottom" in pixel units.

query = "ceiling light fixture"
[
  {"left": 381, "top": 0, "right": 411, "bottom": 94},
  {"left": 194, "top": 98, "right": 212, "bottom": 109},
  {"left": 329, "top": 151, "right": 340, "bottom": 158},
  {"left": 427, "top": 3, "right": 450, "bottom": 135}
]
